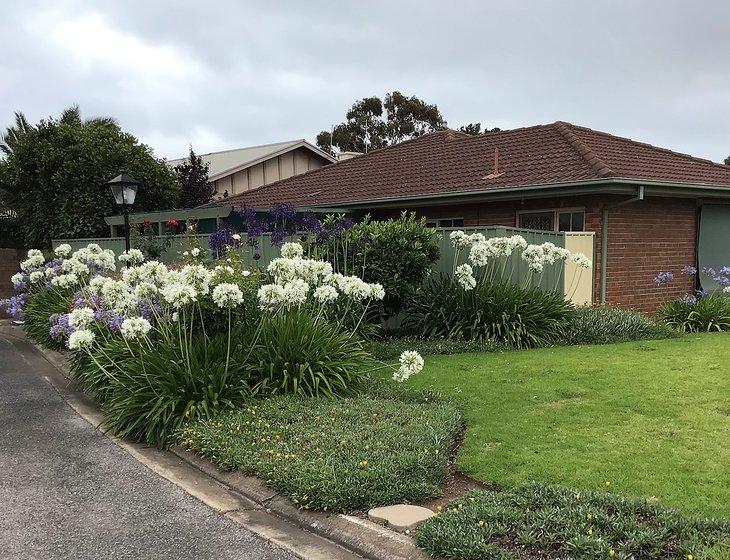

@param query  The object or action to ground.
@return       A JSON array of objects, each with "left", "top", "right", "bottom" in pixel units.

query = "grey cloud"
[{"left": 1, "top": 0, "right": 729, "bottom": 161}]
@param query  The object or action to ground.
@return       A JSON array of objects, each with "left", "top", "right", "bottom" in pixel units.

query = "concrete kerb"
[{"left": 12, "top": 326, "right": 429, "bottom": 560}]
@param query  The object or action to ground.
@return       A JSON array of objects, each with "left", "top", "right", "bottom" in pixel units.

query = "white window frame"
[
  {"left": 516, "top": 207, "right": 585, "bottom": 232},
  {"left": 425, "top": 217, "right": 465, "bottom": 228}
]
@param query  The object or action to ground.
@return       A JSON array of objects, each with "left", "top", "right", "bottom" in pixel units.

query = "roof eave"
[
  {"left": 104, "top": 205, "right": 234, "bottom": 226},
  {"left": 322, "top": 177, "right": 730, "bottom": 209}
]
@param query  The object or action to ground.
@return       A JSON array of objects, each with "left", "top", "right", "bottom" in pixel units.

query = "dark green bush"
[
  {"left": 23, "top": 287, "right": 73, "bottom": 349},
  {"left": 407, "top": 277, "right": 575, "bottom": 348},
  {"left": 245, "top": 309, "right": 374, "bottom": 397},
  {"left": 559, "top": 306, "right": 676, "bottom": 345},
  {"left": 660, "top": 295, "right": 730, "bottom": 333},
  {"left": 415, "top": 482, "right": 730, "bottom": 560},
  {"left": 177, "top": 393, "right": 462, "bottom": 512},
  {"left": 101, "top": 332, "right": 252, "bottom": 446}
]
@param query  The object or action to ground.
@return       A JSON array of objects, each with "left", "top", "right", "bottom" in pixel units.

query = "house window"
[
  {"left": 558, "top": 211, "right": 584, "bottom": 232},
  {"left": 518, "top": 209, "right": 585, "bottom": 232},
  {"left": 425, "top": 218, "right": 465, "bottom": 228}
]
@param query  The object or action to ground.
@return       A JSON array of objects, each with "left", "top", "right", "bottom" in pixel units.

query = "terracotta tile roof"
[{"left": 219, "top": 121, "right": 730, "bottom": 207}]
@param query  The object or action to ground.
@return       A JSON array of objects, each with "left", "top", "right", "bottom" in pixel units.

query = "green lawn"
[{"left": 406, "top": 333, "right": 730, "bottom": 518}]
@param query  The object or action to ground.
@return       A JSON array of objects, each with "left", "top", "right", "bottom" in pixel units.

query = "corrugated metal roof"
[{"left": 167, "top": 139, "right": 335, "bottom": 180}]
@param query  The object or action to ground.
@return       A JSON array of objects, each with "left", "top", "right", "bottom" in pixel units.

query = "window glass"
[
  {"left": 519, "top": 212, "right": 554, "bottom": 231},
  {"left": 450, "top": 218, "right": 465, "bottom": 227},
  {"left": 558, "top": 212, "right": 571, "bottom": 232},
  {"left": 571, "top": 211, "right": 584, "bottom": 231},
  {"left": 557, "top": 211, "right": 585, "bottom": 232}
]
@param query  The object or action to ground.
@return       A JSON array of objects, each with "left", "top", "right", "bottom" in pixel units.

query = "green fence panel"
[
  {"left": 432, "top": 226, "right": 566, "bottom": 292},
  {"left": 54, "top": 226, "right": 565, "bottom": 292}
]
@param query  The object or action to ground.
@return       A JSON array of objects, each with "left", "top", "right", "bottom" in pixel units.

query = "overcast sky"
[{"left": 2, "top": 0, "right": 729, "bottom": 162}]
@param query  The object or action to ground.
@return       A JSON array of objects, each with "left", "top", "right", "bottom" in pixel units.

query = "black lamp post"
[{"left": 108, "top": 171, "right": 140, "bottom": 255}]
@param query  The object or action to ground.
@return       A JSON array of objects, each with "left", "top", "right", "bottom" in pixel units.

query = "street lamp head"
[{"left": 108, "top": 170, "right": 141, "bottom": 206}]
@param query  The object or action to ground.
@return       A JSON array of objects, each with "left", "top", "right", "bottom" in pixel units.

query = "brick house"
[{"left": 220, "top": 122, "right": 730, "bottom": 312}]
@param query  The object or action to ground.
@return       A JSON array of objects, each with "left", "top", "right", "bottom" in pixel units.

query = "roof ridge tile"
[{"left": 553, "top": 121, "right": 614, "bottom": 178}]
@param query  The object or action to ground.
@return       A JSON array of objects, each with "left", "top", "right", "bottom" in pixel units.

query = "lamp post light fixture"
[{"left": 107, "top": 170, "right": 140, "bottom": 257}]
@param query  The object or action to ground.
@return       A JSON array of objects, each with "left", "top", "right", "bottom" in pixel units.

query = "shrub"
[
  {"left": 244, "top": 309, "right": 374, "bottom": 397},
  {"left": 415, "top": 482, "right": 730, "bottom": 560},
  {"left": 407, "top": 276, "right": 575, "bottom": 348},
  {"left": 559, "top": 306, "right": 676, "bottom": 345},
  {"left": 660, "top": 295, "right": 730, "bottom": 332},
  {"left": 102, "top": 332, "right": 252, "bottom": 446},
  {"left": 177, "top": 393, "right": 462, "bottom": 512},
  {"left": 23, "top": 287, "right": 73, "bottom": 349}
]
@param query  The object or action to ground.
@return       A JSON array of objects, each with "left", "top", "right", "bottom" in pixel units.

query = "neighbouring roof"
[
  {"left": 168, "top": 139, "right": 336, "bottom": 182},
  {"left": 218, "top": 122, "right": 730, "bottom": 208}
]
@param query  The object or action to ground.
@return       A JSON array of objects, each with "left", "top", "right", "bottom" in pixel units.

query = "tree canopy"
[
  {"left": 0, "top": 106, "right": 179, "bottom": 248},
  {"left": 175, "top": 147, "right": 213, "bottom": 208},
  {"left": 316, "top": 91, "right": 447, "bottom": 154}
]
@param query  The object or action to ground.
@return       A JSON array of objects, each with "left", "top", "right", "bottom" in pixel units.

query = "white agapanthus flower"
[
  {"left": 120, "top": 317, "right": 152, "bottom": 340},
  {"left": 212, "top": 283, "right": 244, "bottom": 308},
  {"left": 118, "top": 248, "right": 145, "bottom": 265},
  {"left": 280, "top": 242, "right": 304, "bottom": 259},
  {"left": 368, "top": 283, "right": 386, "bottom": 300},
  {"left": 469, "top": 241, "right": 493, "bottom": 267},
  {"left": 11, "top": 272, "right": 25, "bottom": 288},
  {"left": 468, "top": 232, "right": 486, "bottom": 245},
  {"left": 449, "top": 230, "right": 470, "bottom": 249},
  {"left": 571, "top": 252, "right": 592, "bottom": 269},
  {"left": 182, "top": 265, "right": 213, "bottom": 295},
  {"left": 122, "top": 266, "right": 144, "bottom": 285},
  {"left": 509, "top": 235, "right": 528, "bottom": 250},
  {"left": 393, "top": 350, "right": 424, "bottom": 382},
  {"left": 191, "top": 247, "right": 201, "bottom": 257},
  {"left": 20, "top": 252, "right": 45, "bottom": 272},
  {"left": 282, "top": 278, "right": 310, "bottom": 306},
  {"left": 138, "top": 261, "right": 169, "bottom": 284},
  {"left": 134, "top": 282, "right": 158, "bottom": 299},
  {"left": 258, "top": 284, "right": 285, "bottom": 308},
  {"left": 340, "top": 277, "right": 370, "bottom": 301},
  {"left": 313, "top": 285, "right": 339, "bottom": 303},
  {"left": 455, "top": 263, "right": 477, "bottom": 290},
  {"left": 231, "top": 233, "right": 241, "bottom": 242},
  {"left": 68, "top": 329, "right": 95, "bottom": 350},
  {"left": 213, "top": 265, "right": 235, "bottom": 276},
  {"left": 242, "top": 270, "right": 251, "bottom": 277},
  {"left": 160, "top": 283, "right": 198, "bottom": 308},
  {"left": 50, "top": 273, "right": 79, "bottom": 288},
  {"left": 29, "top": 271, "right": 45, "bottom": 284},
  {"left": 54, "top": 244, "right": 72, "bottom": 258},
  {"left": 68, "top": 307, "right": 95, "bottom": 329},
  {"left": 267, "top": 257, "right": 299, "bottom": 284},
  {"left": 724, "top": 286, "right": 730, "bottom": 293},
  {"left": 61, "top": 258, "right": 90, "bottom": 276},
  {"left": 88, "top": 275, "right": 111, "bottom": 295}
]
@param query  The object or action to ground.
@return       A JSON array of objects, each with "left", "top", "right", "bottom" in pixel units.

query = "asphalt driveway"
[{"left": 0, "top": 329, "right": 298, "bottom": 560}]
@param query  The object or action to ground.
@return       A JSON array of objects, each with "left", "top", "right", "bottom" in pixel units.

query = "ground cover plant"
[
  {"left": 415, "top": 482, "right": 730, "bottom": 560},
  {"left": 404, "top": 334, "right": 730, "bottom": 518},
  {"left": 177, "top": 386, "right": 462, "bottom": 512}
]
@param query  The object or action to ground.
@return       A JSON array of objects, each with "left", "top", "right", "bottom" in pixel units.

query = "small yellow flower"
[
  {"left": 609, "top": 549, "right": 616, "bottom": 557},
  {"left": 588, "top": 528, "right": 593, "bottom": 535},
  {"left": 605, "top": 480, "right": 611, "bottom": 487},
  {"left": 575, "top": 493, "right": 582, "bottom": 500},
  {"left": 478, "top": 520, "right": 485, "bottom": 526},
  {"left": 436, "top": 505, "right": 442, "bottom": 511},
  {"left": 687, "top": 555, "right": 693, "bottom": 560},
  {"left": 587, "top": 512, "right": 593, "bottom": 520}
]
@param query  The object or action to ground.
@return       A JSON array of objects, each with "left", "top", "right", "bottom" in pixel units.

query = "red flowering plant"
[{"left": 131, "top": 219, "right": 179, "bottom": 259}]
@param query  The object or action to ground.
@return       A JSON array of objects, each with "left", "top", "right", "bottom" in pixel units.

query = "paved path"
[{"left": 0, "top": 330, "right": 298, "bottom": 560}]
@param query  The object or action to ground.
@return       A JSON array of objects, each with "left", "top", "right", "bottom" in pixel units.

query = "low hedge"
[
  {"left": 559, "top": 306, "right": 676, "bottom": 346},
  {"left": 415, "top": 482, "right": 730, "bottom": 560}
]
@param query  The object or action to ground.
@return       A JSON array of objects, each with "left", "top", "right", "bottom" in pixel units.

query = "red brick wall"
[
  {"left": 0, "top": 248, "right": 24, "bottom": 316},
  {"left": 373, "top": 194, "right": 698, "bottom": 312}
]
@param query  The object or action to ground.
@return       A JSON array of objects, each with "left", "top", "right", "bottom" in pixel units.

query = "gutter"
[
  {"left": 600, "top": 186, "right": 645, "bottom": 304},
  {"left": 329, "top": 177, "right": 730, "bottom": 209}
]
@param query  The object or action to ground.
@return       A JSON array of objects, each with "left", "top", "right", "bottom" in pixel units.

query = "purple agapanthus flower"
[
  {"left": 681, "top": 265, "right": 697, "bottom": 276},
  {"left": 1, "top": 293, "right": 28, "bottom": 319},
  {"left": 209, "top": 226, "right": 238, "bottom": 258},
  {"left": 49, "top": 313, "right": 73, "bottom": 342},
  {"left": 653, "top": 271, "right": 674, "bottom": 286},
  {"left": 107, "top": 314, "right": 124, "bottom": 332},
  {"left": 681, "top": 294, "right": 698, "bottom": 305}
]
